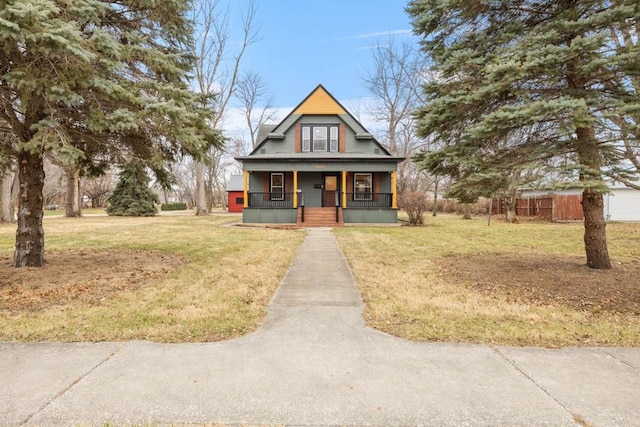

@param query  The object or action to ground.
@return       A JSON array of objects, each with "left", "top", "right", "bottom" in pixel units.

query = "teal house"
[{"left": 236, "top": 85, "right": 404, "bottom": 226}]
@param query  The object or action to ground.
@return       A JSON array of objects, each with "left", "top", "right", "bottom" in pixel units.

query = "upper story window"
[{"left": 302, "top": 125, "right": 339, "bottom": 152}]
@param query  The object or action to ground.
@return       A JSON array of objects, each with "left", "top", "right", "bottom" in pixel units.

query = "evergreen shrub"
[{"left": 106, "top": 161, "right": 159, "bottom": 217}]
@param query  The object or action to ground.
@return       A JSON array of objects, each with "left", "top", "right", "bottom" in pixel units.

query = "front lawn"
[
  {"left": 0, "top": 214, "right": 304, "bottom": 342},
  {"left": 335, "top": 215, "right": 640, "bottom": 347}
]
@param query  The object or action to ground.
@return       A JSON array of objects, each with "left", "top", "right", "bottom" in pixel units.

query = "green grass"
[
  {"left": 335, "top": 214, "right": 640, "bottom": 347},
  {"left": 0, "top": 214, "right": 305, "bottom": 342},
  {"left": 3, "top": 212, "right": 638, "bottom": 347},
  {"left": 43, "top": 207, "right": 108, "bottom": 216}
]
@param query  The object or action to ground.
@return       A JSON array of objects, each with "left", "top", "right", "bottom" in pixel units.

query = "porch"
[
  {"left": 241, "top": 170, "right": 399, "bottom": 225},
  {"left": 243, "top": 192, "right": 396, "bottom": 226},
  {"left": 246, "top": 192, "right": 394, "bottom": 209}
]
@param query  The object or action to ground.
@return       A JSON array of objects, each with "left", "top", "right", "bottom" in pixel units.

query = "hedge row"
[{"left": 160, "top": 202, "right": 187, "bottom": 211}]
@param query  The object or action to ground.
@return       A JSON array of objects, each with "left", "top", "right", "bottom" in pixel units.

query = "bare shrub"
[{"left": 399, "top": 192, "right": 429, "bottom": 225}]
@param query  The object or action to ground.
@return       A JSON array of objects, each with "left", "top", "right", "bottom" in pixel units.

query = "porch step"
[{"left": 297, "top": 207, "right": 343, "bottom": 227}]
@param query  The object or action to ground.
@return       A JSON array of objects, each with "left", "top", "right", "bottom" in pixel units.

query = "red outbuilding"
[{"left": 226, "top": 175, "right": 245, "bottom": 213}]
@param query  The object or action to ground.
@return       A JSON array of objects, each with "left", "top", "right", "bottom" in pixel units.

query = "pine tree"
[
  {"left": 407, "top": 0, "right": 640, "bottom": 269},
  {"left": 107, "top": 161, "right": 159, "bottom": 217},
  {"left": 0, "top": 1, "right": 223, "bottom": 267}
]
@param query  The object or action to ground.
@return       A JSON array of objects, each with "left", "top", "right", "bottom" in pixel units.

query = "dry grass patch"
[
  {"left": 0, "top": 214, "right": 304, "bottom": 342},
  {"left": 0, "top": 250, "right": 184, "bottom": 312},
  {"left": 334, "top": 215, "right": 640, "bottom": 347}
]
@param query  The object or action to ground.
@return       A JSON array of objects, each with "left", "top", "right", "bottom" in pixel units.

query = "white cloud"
[
  {"left": 335, "top": 29, "right": 413, "bottom": 41},
  {"left": 220, "top": 106, "right": 292, "bottom": 140},
  {"left": 355, "top": 45, "right": 380, "bottom": 51}
]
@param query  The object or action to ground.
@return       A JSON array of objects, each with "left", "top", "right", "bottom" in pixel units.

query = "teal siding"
[
  {"left": 343, "top": 209, "right": 398, "bottom": 223},
  {"left": 297, "top": 173, "right": 322, "bottom": 207},
  {"left": 339, "top": 114, "right": 381, "bottom": 155},
  {"left": 256, "top": 114, "right": 301, "bottom": 154},
  {"left": 248, "top": 172, "right": 265, "bottom": 192},
  {"left": 338, "top": 114, "right": 367, "bottom": 134},
  {"left": 274, "top": 113, "right": 300, "bottom": 134},
  {"left": 295, "top": 115, "right": 341, "bottom": 125},
  {"left": 377, "top": 173, "right": 391, "bottom": 192},
  {"left": 243, "top": 160, "right": 397, "bottom": 172},
  {"left": 243, "top": 208, "right": 297, "bottom": 224},
  {"left": 254, "top": 114, "right": 386, "bottom": 156}
]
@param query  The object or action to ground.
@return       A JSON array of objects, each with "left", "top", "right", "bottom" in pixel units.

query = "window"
[
  {"left": 313, "top": 127, "right": 327, "bottom": 151},
  {"left": 270, "top": 173, "right": 284, "bottom": 200},
  {"left": 301, "top": 125, "right": 339, "bottom": 152},
  {"left": 302, "top": 127, "right": 311, "bottom": 152},
  {"left": 354, "top": 173, "right": 372, "bottom": 200},
  {"left": 330, "top": 126, "right": 338, "bottom": 152}
]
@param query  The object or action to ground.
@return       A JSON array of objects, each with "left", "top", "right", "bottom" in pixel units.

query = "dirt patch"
[
  {"left": 438, "top": 253, "right": 640, "bottom": 315},
  {"left": 0, "top": 250, "right": 185, "bottom": 313}
]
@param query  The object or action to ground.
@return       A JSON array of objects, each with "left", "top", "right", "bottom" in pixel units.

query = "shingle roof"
[{"left": 226, "top": 175, "right": 244, "bottom": 192}]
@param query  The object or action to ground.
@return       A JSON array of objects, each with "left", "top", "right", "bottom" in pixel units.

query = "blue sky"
[{"left": 238, "top": 0, "right": 418, "bottom": 108}]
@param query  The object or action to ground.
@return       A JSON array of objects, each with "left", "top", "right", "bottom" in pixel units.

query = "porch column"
[
  {"left": 243, "top": 170, "right": 249, "bottom": 208},
  {"left": 293, "top": 170, "right": 298, "bottom": 208},
  {"left": 341, "top": 170, "right": 347, "bottom": 208},
  {"left": 391, "top": 171, "right": 398, "bottom": 209}
]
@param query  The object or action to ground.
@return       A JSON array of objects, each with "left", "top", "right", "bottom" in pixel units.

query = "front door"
[{"left": 322, "top": 174, "right": 339, "bottom": 207}]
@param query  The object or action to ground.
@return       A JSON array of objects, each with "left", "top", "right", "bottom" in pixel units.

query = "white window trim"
[
  {"left": 271, "top": 173, "right": 284, "bottom": 200},
  {"left": 301, "top": 124, "right": 339, "bottom": 152},
  {"left": 312, "top": 127, "right": 327, "bottom": 151},
  {"left": 302, "top": 127, "right": 311, "bottom": 152},
  {"left": 329, "top": 127, "right": 338, "bottom": 152},
  {"left": 354, "top": 173, "right": 372, "bottom": 201}
]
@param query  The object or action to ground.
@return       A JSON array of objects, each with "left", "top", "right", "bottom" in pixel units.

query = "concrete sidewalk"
[{"left": 2, "top": 228, "right": 639, "bottom": 426}]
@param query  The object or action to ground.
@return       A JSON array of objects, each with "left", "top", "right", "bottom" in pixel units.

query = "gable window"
[
  {"left": 313, "top": 127, "right": 327, "bottom": 151},
  {"left": 301, "top": 125, "right": 339, "bottom": 152},
  {"left": 354, "top": 173, "right": 372, "bottom": 200},
  {"left": 270, "top": 173, "right": 284, "bottom": 200}
]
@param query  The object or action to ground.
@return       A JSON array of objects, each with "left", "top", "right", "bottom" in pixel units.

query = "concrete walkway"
[{"left": 2, "top": 228, "right": 639, "bottom": 426}]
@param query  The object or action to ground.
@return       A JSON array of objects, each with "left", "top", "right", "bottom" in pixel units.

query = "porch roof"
[{"left": 236, "top": 153, "right": 405, "bottom": 163}]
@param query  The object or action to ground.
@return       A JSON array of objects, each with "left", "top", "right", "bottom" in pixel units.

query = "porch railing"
[
  {"left": 345, "top": 193, "right": 392, "bottom": 208},
  {"left": 248, "top": 192, "right": 294, "bottom": 208},
  {"left": 246, "top": 192, "right": 393, "bottom": 209}
]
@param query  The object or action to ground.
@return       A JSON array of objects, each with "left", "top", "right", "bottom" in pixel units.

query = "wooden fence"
[{"left": 492, "top": 195, "right": 584, "bottom": 221}]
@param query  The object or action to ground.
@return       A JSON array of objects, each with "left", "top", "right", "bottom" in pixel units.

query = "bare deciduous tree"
[
  {"left": 362, "top": 37, "right": 431, "bottom": 194},
  {"left": 0, "top": 123, "right": 17, "bottom": 222},
  {"left": 236, "top": 70, "right": 277, "bottom": 148},
  {"left": 63, "top": 164, "right": 81, "bottom": 217},
  {"left": 42, "top": 160, "right": 66, "bottom": 207},
  {"left": 167, "top": 155, "right": 196, "bottom": 207},
  {"left": 0, "top": 163, "right": 16, "bottom": 222},
  {"left": 192, "top": 0, "right": 259, "bottom": 215},
  {"left": 82, "top": 171, "right": 116, "bottom": 208}
]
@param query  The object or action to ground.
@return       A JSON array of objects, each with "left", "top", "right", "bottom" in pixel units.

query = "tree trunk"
[
  {"left": 581, "top": 190, "right": 611, "bottom": 269},
  {"left": 14, "top": 151, "right": 46, "bottom": 267},
  {"left": 505, "top": 196, "right": 518, "bottom": 224},
  {"left": 462, "top": 203, "right": 471, "bottom": 219},
  {"left": 432, "top": 178, "right": 439, "bottom": 217},
  {"left": 1, "top": 166, "right": 16, "bottom": 222},
  {"left": 487, "top": 196, "right": 493, "bottom": 226},
  {"left": 576, "top": 126, "right": 611, "bottom": 269},
  {"left": 65, "top": 165, "right": 81, "bottom": 217},
  {"left": 195, "top": 160, "right": 208, "bottom": 215}
]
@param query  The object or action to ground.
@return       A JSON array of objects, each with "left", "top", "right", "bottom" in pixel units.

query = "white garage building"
[{"left": 604, "top": 181, "right": 640, "bottom": 222}]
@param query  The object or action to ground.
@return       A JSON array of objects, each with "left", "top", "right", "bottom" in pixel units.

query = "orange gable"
[{"left": 293, "top": 86, "right": 346, "bottom": 115}]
